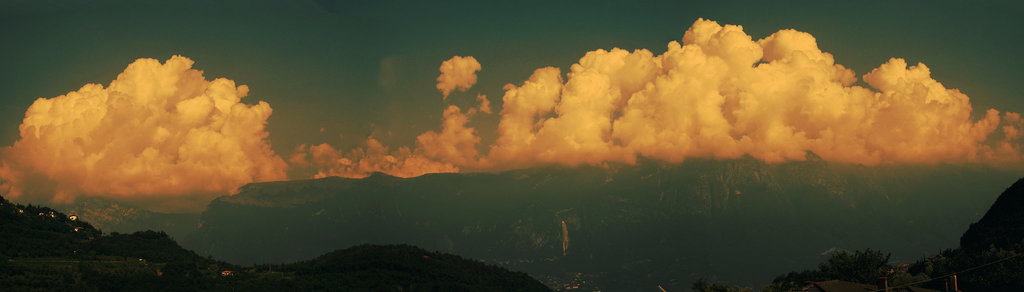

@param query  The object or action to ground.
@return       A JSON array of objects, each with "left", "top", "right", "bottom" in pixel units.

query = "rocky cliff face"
[
  {"left": 59, "top": 197, "right": 199, "bottom": 240},
  {"left": 182, "top": 158, "right": 1019, "bottom": 290}
]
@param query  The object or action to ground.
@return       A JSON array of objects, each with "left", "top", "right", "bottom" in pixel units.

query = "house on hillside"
[{"left": 792, "top": 280, "right": 941, "bottom": 292}]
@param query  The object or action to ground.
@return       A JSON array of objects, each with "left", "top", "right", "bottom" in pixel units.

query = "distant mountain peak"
[
  {"left": 805, "top": 151, "right": 825, "bottom": 163},
  {"left": 367, "top": 171, "right": 398, "bottom": 178}
]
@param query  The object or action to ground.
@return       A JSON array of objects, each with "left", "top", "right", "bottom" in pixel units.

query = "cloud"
[
  {"left": 436, "top": 56, "right": 482, "bottom": 99},
  {"left": 290, "top": 105, "right": 480, "bottom": 179},
  {"left": 292, "top": 138, "right": 458, "bottom": 179},
  {"left": 480, "top": 18, "right": 1023, "bottom": 169},
  {"left": 476, "top": 93, "right": 491, "bottom": 114},
  {"left": 292, "top": 18, "right": 1024, "bottom": 179},
  {"left": 293, "top": 55, "right": 488, "bottom": 179},
  {"left": 0, "top": 56, "right": 287, "bottom": 205},
  {"left": 416, "top": 105, "right": 481, "bottom": 167}
]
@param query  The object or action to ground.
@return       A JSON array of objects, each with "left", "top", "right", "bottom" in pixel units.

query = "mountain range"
[{"left": 178, "top": 157, "right": 1021, "bottom": 290}]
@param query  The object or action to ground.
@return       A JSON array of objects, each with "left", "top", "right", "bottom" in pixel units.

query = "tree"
[
  {"left": 692, "top": 278, "right": 752, "bottom": 292},
  {"left": 818, "top": 249, "right": 891, "bottom": 283},
  {"left": 766, "top": 249, "right": 894, "bottom": 291}
]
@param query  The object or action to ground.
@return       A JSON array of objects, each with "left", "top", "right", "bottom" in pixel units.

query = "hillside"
[
  {"left": 0, "top": 196, "right": 101, "bottom": 258},
  {"left": 960, "top": 177, "right": 1024, "bottom": 252},
  {"left": 0, "top": 195, "right": 550, "bottom": 291},
  {"left": 182, "top": 157, "right": 1020, "bottom": 290},
  {"left": 766, "top": 176, "right": 1024, "bottom": 291},
  {"left": 0, "top": 194, "right": 236, "bottom": 290},
  {"left": 243, "top": 244, "right": 550, "bottom": 291}
]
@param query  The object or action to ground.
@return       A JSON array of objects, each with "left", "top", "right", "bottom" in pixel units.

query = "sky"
[{"left": 1, "top": 0, "right": 1022, "bottom": 209}]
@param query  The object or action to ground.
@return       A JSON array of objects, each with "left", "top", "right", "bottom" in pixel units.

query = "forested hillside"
[{"left": 0, "top": 195, "right": 549, "bottom": 291}]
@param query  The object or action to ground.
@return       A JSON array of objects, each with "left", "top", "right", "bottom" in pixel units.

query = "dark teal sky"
[{"left": 2, "top": 0, "right": 1022, "bottom": 156}]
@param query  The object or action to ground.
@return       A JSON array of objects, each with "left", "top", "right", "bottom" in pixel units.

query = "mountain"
[
  {"left": 0, "top": 195, "right": 550, "bottom": 291},
  {"left": 767, "top": 177, "right": 1024, "bottom": 291},
  {"left": 960, "top": 177, "right": 1024, "bottom": 252},
  {"left": 58, "top": 197, "right": 200, "bottom": 241},
  {"left": 918, "top": 176, "right": 1024, "bottom": 291},
  {"left": 182, "top": 157, "right": 1021, "bottom": 290}
]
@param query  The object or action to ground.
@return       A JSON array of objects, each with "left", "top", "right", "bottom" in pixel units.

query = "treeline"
[
  {"left": 764, "top": 249, "right": 897, "bottom": 291},
  {"left": 760, "top": 246, "right": 1023, "bottom": 291},
  {"left": 245, "top": 244, "right": 550, "bottom": 291},
  {"left": 689, "top": 247, "right": 1022, "bottom": 292},
  {"left": 690, "top": 249, "right": 905, "bottom": 292}
]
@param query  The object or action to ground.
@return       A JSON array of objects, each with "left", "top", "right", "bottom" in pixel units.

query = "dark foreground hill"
[
  {"left": 245, "top": 244, "right": 550, "bottom": 291},
  {"left": 0, "top": 195, "right": 550, "bottom": 291},
  {"left": 931, "top": 177, "right": 1024, "bottom": 291},
  {"left": 182, "top": 157, "right": 1021, "bottom": 290},
  {"left": 960, "top": 177, "right": 1024, "bottom": 252},
  {"left": 0, "top": 194, "right": 227, "bottom": 290},
  {"left": 767, "top": 177, "right": 1024, "bottom": 291}
]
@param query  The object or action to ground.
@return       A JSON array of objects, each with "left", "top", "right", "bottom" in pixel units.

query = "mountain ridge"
[
  {"left": 183, "top": 158, "right": 1020, "bottom": 290},
  {"left": 960, "top": 177, "right": 1024, "bottom": 251}
]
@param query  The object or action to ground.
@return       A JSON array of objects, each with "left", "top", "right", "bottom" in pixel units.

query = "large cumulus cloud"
[
  {"left": 296, "top": 18, "right": 1024, "bottom": 179},
  {"left": 0, "top": 56, "right": 287, "bottom": 204},
  {"left": 483, "top": 18, "right": 1020, "bottom": 169}
]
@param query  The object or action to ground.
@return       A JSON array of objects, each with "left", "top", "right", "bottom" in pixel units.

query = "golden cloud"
[
  {"left": 291, "top": 138, "right": 458, "bottom": 179},
  {"left": 0, "top": 56, "right": 286, "bottom": 204},
  {"left": 436, "top": 56, "right": 482, "bottom": 100},
  {"left": 483, "top": 18, "right": 1021, "bottom": 169},
  {"left": 296, "top": 18, "right": 1024, "bottom": 178}
]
